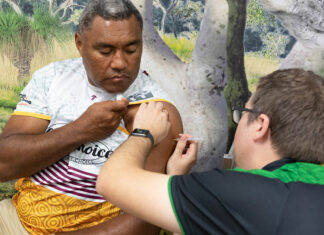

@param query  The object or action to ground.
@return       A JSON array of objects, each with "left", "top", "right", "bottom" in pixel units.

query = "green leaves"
[
  {"left": 246, "top": 0, "right": 276, "bottom": 30},
  {"left": 32, "top": 7, "right": 71, "bottom": 45},
  {"left": 0, "top": 10, "right": 29, "bottom": 48}
]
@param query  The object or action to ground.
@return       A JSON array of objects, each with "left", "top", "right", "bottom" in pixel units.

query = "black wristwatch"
[{"left": 130, "top": 128, "right": 154, "bottom": 146}]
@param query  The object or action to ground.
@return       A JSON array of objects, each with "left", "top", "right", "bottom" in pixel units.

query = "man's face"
[
  {"left": 75, "top": 15, "right": 143, "bottom": 93},
  {"left": 233, "top": 98, "right": 254, "bottom": 169}
]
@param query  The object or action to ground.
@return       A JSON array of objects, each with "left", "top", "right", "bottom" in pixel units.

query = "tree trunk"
[
  {"left": 49, "top": 0, "right": 54, "bottom": 14},
  {"left": 156, "top": 1, "right": 168, "bottom": 33},
  {"left": 133, "top": 0, "right": 229, "bottom": 171},
  {"left": 6, "top": 48, "right": 34, "bottom": 79},
  {"left": 280, "top": 42, "right": 324, "bottom": 77},
  {"left": 224, "top": 0, "right": 250, "bottom": 151},
  {"left": 14, "top": 56, "right": 31, "bottom": 79},
  {"left": 161, "top": 8, "right": 167, "bottom": 33},
  {"left": 171, "top": 15, "right": 177, "bottom": 38}
]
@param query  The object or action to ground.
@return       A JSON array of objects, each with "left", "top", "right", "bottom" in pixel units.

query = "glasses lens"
[{"left": 233, "top": 110, "right": 241, "bottom": 124}]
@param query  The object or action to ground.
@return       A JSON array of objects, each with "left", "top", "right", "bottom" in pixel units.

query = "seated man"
[
  {"left": 97, "top": 69, "right": 324, "bottom": 235},
  {"left": 0, "top": 0, "right": 182, "bottom": 234}
]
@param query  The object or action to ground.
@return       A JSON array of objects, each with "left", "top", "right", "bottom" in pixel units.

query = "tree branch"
[
  {"left": 190, "top": 0, "right": 228, "bottom": 90},
  {"left": 155, "top": 0, "right": 165, "bottom": 11},
  {"left": 53, "top": 0, "right": 74, "bottom": 16},
  {"left": 48, "top": 0, "right": 54, "bottom": 14},
  {"left": 3, "top": 0, "right": 22, "bottom": 15},
  {"left": 168, "top": 0, "right": 178, "bottom": 12}
]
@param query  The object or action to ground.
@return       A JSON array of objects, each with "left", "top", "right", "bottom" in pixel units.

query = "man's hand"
[
  {"left": 132, "top": 102, "right": 171, "bottom": 145},
  {"left": 167, "top": 134, "right": 198, "bottom": 175},
  {"left": 74, "top": 98, "right": 129, "bottom": 142}
]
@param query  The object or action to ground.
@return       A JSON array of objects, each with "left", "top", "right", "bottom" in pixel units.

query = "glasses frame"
[{"left": 231, "top": 107, "right": 255, "bottom": 124}]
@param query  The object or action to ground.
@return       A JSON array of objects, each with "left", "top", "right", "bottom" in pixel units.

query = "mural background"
[{"left": 0, "top": 0, "right": 308, "bottom": 199}]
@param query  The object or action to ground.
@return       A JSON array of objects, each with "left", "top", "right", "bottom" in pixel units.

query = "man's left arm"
[
  {"left": 97, "top": 102, "right": 185, "bottom": 234},
  {"left": 114, "top": 101, "right": 183, "bottom": 234},
  {"left": 126, "top": 102, "right": 183, "bottom": 173}
]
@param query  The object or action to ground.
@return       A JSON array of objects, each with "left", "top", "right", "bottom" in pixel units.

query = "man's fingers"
[
  {"left": 105, "top": 99, "right": 129, "bottom": 112},
  {"left": 173, "top": 135, "right": 190, "bottom": 156},
  {"left": 184, "top": 141, "right": 198, "bottom": 160},
  {"left": 139, "top": 102, "right": 147, "bottom": 109},
  {"left": 187, "top": 142, "right": 198, "bottom": 154},
  {"left": 162, "top": 109, "right": 169, "bottom": 117},
  {"left": 156, "top": 102, "right": 164, "bottom": 111}
]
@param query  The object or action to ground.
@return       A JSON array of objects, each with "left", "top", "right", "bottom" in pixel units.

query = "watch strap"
[{"left": 130, "top": 128, "right": 154, "bottom": 146}]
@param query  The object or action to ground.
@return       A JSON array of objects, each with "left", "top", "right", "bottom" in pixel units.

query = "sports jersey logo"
[
  {"left": 19, "top": 94, "right": 32, "bottom": 104},
  {"left": 69, "top": 141, "right": 114, "bottom": 165},
  {"left": 91, "top": 95, "right": 97, "bottom": 101},
  {"left": 127, "top": 91, "right": 154, "bottom": 102}
]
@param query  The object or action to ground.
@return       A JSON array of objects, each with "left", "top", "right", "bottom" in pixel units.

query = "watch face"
[{"left": 133, "top": 128, "right": 149, "bottom": 136}]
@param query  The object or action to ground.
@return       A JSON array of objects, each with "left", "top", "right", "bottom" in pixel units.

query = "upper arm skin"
[
  {"left": 125, "top": 101, "right": 183, "bottom": 173},
  {"left": 1, "top": 115, "right": 49, "bottom": 138},
  {"left": 0, "top": 115, "right": 50, "bottom": 180}
]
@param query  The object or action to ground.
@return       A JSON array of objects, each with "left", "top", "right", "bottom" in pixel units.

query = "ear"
[
  {"left": 253, "top": 114, "right": 271, "bottom": 142},
  {"left": 75, "top": 32, "right": 83, "bottom": 56}
]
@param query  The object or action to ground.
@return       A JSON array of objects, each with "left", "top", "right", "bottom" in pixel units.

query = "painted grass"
[
  {"left": 245, "top": 53, "right": 279, "bottom": 92},
  {"left": 161, "top": 33, "right": 196, "bottom": 63}
]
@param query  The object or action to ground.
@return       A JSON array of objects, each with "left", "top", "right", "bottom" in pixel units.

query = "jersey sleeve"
[
  {"left": 12, "top": 63, "right": 55, "bottom": 120},
  {"left": 124, "top": 70, "right": 176, "bottom": 106},
  {"left": 168, "top": 169, "right": 289, "bottom": 235}
]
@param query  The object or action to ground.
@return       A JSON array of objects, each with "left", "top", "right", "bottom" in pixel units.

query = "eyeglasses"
[{"left": 232, "top": 107, "right": 255, "bottom": 124}]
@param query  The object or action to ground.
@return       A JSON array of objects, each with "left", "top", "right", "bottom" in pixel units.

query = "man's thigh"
[{"left": 0, "top": 199, "right": 30, "bottom": 235}]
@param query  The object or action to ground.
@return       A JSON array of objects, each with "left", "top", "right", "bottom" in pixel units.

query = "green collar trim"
[{"left": 233, "top": 162, "right": 324, "bottom": 185}]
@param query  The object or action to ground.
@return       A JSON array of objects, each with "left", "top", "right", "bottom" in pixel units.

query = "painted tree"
[
  {"left": 0, "top": 1, "right": 71, "bottom": 79},
  {"left": 168, "top": 0, "right": 203, "bottom": 37},
  {"left": 260, "top": 0, "right": 324, "bottom": 76},
  {"left": 133, "top": 0, "right": 235, "bottom": 171},
  {"left": 224, "top": 0, "right": 250, "bottom": 151},
  {"left": 155, "top": 0, "right": 179, "bottom": 34}
]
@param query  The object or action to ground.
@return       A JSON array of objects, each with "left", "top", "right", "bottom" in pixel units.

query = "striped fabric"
[{"left": 31, "top": 159, "right": 104, "bottom": 201}]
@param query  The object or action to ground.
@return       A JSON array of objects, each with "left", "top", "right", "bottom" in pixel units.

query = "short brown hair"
[{"left": 249, "top": 69, "right": 324, "bottom": 163}]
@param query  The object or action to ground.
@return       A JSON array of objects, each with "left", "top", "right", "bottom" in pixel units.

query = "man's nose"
[{"left": 111, "top": 50, "right": 127, "bottom": 70}]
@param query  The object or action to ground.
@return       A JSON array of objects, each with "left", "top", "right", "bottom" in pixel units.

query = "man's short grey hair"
[{"left": 79, "top": 0, "right": 143, "bottom": 34}]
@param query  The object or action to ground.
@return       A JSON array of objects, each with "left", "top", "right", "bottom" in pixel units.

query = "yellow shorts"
[{"left": 0, "top": 199, "right": 30, "bottom": 235}]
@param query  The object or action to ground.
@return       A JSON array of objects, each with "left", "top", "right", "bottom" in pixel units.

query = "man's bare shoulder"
[{"left": 124, "top": 102, "right": 182, "bottom": 133}]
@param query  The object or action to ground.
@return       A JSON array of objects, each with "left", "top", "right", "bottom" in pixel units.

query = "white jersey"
[{"left": 14, "top": 58, "right": 174, "bottom": 202}]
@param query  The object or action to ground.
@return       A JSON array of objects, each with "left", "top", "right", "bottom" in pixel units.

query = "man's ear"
[
  {"left": 75, "top": 32, "right": 83, "bottom": 56},
  {"left": 253, "top": 114, "right": 270, "bottom": 142}
]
